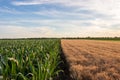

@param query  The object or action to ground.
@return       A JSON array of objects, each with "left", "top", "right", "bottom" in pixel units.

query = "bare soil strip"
[{"left": 61, "top": 39, "right": 120, "bottom": 80}]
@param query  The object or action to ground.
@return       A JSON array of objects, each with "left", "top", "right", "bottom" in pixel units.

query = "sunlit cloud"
[{"left": 0, "top": 26, "right": 59, "bottom": 38}]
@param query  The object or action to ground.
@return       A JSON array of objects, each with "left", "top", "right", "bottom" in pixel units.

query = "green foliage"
[{"left": 0, "top": 39, "right": 62, "bottom": 80}]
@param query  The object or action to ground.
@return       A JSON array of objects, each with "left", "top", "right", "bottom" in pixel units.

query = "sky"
[{"left": 0, "top": 0, "right": 120, "bottom": 38}]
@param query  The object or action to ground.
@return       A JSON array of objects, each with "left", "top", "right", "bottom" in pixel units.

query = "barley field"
[{"left": 61, "top": 39, "right": 120, "bottom": 80}]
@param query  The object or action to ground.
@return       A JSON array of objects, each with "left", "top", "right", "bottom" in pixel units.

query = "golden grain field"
[{"left": 61, "top": 39, "right": 120, "bottom": 80}]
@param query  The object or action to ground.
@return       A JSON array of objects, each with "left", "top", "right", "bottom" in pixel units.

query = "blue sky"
[{"left": 0, "top": 0, "right": 120, "bottom": 38}]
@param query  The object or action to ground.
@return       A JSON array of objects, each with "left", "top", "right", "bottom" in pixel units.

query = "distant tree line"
[{"left": 62, "top": 37, "right": 120, "bottom": 40}]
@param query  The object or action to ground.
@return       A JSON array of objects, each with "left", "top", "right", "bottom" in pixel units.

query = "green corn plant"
[
  {"left": 0, "top": 39, "right": 62, "bottom": 80},
  {"left": 16, "top": 72, "right": 27, "bottom": 80},
  {"left": 7, "top": 57, "right": 18, "bottom": 79}
]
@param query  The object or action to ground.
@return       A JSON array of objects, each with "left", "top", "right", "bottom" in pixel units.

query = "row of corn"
[{"left": 0, "top": 39, "right": 62, "bottom": 80}]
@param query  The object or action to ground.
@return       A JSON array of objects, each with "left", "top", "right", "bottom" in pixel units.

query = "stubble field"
[{"left": 61, "top": 39, "right": 120, "bottom": 80}]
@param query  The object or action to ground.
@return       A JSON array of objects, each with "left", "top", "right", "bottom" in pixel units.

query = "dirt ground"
[{"left": 61, "top": 39, "right": 120, "bottom": 80}]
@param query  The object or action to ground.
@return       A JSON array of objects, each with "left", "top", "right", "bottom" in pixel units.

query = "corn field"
[{"left": 0, "top": 39, "right": 62, "bottom": 80}]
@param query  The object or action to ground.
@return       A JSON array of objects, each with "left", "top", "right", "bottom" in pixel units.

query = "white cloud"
[
  {"left": 1, "top": 18, "right": 120, "bottom": 31},
  {"left": 0, "top": 6, "right": 24, "bottom": 14},
  {"left": 12, "top": 0, "right": 69, "bottom": 6},
  {"left": 33, "top": 9, "right": 96, "bottom": 20},
  {"left": 12, "top": 0, "right": 120, "bottom": 19},
  {"left": 0, "top": 18, "right": 120, "bottom": 38}
]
